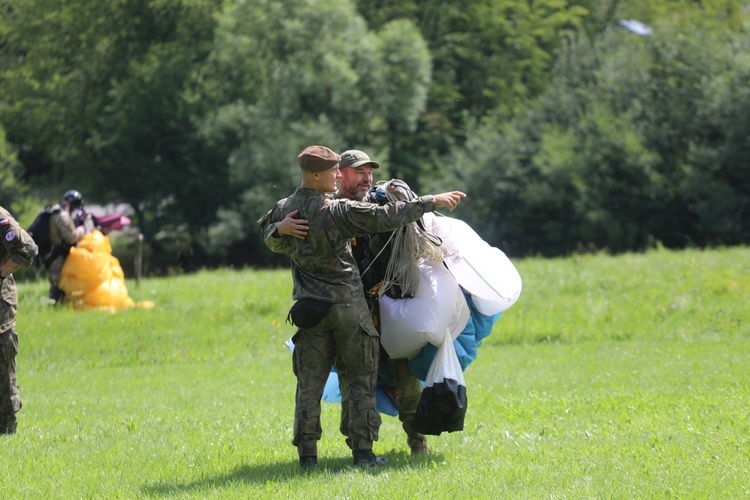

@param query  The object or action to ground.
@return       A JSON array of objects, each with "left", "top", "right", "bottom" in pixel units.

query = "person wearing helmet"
[
  {"left": 44, "top": 190, "right": 86, "bottom": 305},
  {"left": 67, "top": 190, "right": 99, "bottom": 235}
]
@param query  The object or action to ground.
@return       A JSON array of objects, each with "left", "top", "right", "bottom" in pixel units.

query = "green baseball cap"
[{"left": 339, "top": 149, "right": 380, "bottom": 169}]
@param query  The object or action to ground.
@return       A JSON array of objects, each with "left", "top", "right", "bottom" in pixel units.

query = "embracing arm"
[
  {"left": 274, "top": 210, "right": 308, "bottom": 239},
  {"left": 257, "top": 206, "right": 308, "bottom": 254}
]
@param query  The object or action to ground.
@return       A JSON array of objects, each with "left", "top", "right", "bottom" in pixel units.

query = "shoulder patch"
[
  {"left": 5, "top": 230, "right": 16, "bottom": 242},
  {"left": 0, "top": 219, "right": 9, "bottom": 226}
]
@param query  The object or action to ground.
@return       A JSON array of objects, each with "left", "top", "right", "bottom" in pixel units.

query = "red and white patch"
[{"left": 0, "top": 219, "right": 9, "bottom": 226}]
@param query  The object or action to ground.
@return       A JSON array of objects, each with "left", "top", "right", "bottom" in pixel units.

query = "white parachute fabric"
[
  {"left": 423, "top": 213, "right": 522, "bottom": 315},
  {"left": 379, "top": 258, "right": 470, "bottom": 359}
]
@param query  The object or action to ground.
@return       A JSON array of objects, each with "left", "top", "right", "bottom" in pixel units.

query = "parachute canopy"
[
  {"left": 96, "top": 212, "right": 131, "bottom": 235},
  {"left": 59, "top": 230, "right": 151, "bottom": 310},
  {"left": 423, "top": 213, "right": 522, "bottom": 315},
  {"left": 379, "top": 258, "right": 470, "bottom": 359}
]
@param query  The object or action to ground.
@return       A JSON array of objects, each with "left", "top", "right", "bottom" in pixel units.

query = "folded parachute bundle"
[
  {"left": 58, "top": 230, "right": 139, "bottom": 310},
  {"left": 379, "top": 213, "right": 522, "bottom": 370},
  {"left": 405, "top": 213, "right": 523, "bottom": 379},
  {"left": 409, "top": 329, "right": 467, "bottom": 435},
  {"left": 422, "top": 213, "right": 522, "bottom": 315},
  {"left": 378, "top": 211, "right": 522, "bottom": 432},
  {"left": 408, "top": 291, "right": 499, "bottom": 381},
  {"left": 379, "top": 258, "right": 470, "bottom": 359}
]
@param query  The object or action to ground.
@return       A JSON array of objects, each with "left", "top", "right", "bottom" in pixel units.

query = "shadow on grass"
[{"left": 140, "top": 450, "right": 442, "bottom": 496}]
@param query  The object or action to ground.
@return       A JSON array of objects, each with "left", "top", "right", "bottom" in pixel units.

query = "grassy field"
[{"left": 2, "top": 246, "right": 748, "bottom": 498}]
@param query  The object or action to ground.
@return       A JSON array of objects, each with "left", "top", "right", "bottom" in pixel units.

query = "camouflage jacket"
[
  {"left": 331, "top": 190, "right": 381, "bottom": 293},
  {"left": 0, "top": 206, "right": 39, "bottom": 333},
  {"left": 257, "top": 188, "right": 435, "bottom": 304},
  {"left": 49, "top": 203, "right": 78, "bottom": 248}
]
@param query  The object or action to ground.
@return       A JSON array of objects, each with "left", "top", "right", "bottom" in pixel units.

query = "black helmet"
[{"left": 63, "top": 189, "right": 83, "bottom": 209}]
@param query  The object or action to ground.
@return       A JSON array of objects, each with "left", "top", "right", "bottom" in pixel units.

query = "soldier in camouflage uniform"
[
  {"left": 0, "top": 206, "right": 39, "bottom": 434},
  {"left": 257, "top": 145, "right": 464, "bottom": 470},
  {"left": 332, "top": 149, "right": 430, "bottom": 456},
  {"left": 45, "top": 190, "right": 85, "bottom": 305}
]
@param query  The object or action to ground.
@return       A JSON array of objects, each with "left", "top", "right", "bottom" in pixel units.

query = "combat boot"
[
  {"left": 408, "top": 435, "right": 430, "bottom": 455},
  {"left": 405, "top": 424, "right": 429, "bottom": 455},
  {"left": 352, "top": 450, "right": 387, "bottom": 467},
  {"left": 48, "top": 286, "right": 65, "bottom": 307},
  {"left": 299, "top": 455, "right": 319, "bottom": 472},
  {"left": 0, "top": 419, "right": 17, "bottom": 434}
]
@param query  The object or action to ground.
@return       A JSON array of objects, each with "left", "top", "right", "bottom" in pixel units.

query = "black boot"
[
  {"left": 352, "top": 450, "right": 387, "bottom": 467},
  {"left": 404, "top": 422, "right": 430, "bottom": 455},
  {"left": 48, "top": 286, "right": 65, "bottom": 306},
  {"left": 0, "top": 417, "right": 17, "bottom": 434},
  {"left": 299, "top": 455, "right": 319, "bottom": 471}
]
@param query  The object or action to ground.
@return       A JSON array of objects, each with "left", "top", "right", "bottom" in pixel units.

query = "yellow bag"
[{"left": 59, "top": 230, "right": 136, "bottom": 309}]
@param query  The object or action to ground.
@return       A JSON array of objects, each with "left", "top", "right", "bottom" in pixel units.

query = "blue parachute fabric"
[
  {"left": 322, "top": 370, "right": 341, "bottom": 403},
  {"left": 321, "top": 370, "right": 400, "bottom": 416},
  {"left": 408, "top": 291, "right": 501, "bottom": 381},
  {"left": 469, "top": 292, "right": 500, "bottom": 345},
  {"left": 374, "top": 386, "right": 400, "bottom": 416}
]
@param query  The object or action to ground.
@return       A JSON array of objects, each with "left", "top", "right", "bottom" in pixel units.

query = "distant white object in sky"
[{"left": 618, "top": 19, "right": 653, "bottom": 36}]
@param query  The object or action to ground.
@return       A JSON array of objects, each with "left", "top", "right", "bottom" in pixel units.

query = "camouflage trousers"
[
  {"left": 337, "top": 354, "right": 424, "bottom": 447},
  {"left": 46, "top": 255, "right": 66, "bottom": 302},
  {"left": 0, "top": 328, "right": 21, "bottom": 434},
  {"left": 292, "top": 296, "right": 381, "bottom": 457}
]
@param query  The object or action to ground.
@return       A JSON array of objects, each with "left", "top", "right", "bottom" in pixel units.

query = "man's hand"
[
  {"left": 432, "top": 191, "right": 467, "bottom": 211},
  {"left": 276, "top": 210, "right": 309, "bottom": 239}
]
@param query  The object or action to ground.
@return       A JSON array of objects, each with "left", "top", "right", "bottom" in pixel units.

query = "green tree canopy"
[
  {"left": 195, "top": 0, "right": 431, "bottom": 263},
  {"left": 0, "top": 124, "right": 27, "bottom": 212},
  {"left": 439, "top": 13, "right": 750, "bottom": 256},
  {"left": 0, "top": 0, "right": 224, "bottom": 243}
]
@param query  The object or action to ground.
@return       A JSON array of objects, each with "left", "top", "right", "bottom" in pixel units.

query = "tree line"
[{"left": 1, "top": 0, "right": 747, "bottom": 272}]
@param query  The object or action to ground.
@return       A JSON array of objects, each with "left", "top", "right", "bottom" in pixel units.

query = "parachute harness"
[{"left": 361, "top": 179, "right": 444, "bottom": 299}]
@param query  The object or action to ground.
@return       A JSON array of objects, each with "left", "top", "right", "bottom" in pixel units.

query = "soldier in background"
[
  {"left": 45, "top": 190, "right": 85, "bottom": 305},
  {"left": 0, "top": 205, "right": 38, "bottom": 434},
  {"left": 258, "top": 145, "right": 465, "bottom": 470}
]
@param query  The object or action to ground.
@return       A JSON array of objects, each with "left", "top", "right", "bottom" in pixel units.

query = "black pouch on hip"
[{"left": 286, "top": 299, "right": 332, "bottom": 328}]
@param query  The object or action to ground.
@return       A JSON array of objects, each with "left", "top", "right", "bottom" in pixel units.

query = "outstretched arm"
[{"left": 431, "top": 191, "right": 467, "bottom": 211}]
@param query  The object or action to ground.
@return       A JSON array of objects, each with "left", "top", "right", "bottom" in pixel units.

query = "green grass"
[{"left": 3, "top": 247, "right": 749, "bottom": 498}]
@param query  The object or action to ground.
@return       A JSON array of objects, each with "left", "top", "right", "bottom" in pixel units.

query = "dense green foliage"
[
  {"left": 3, "top": 247, "right": 748, "bottom": 497},
  {"left": 194, "top": 0, "right": 432, "bottom": 263},
  {"left": 0, "top": 124, "right": 26, "bottom": 210},
  {"left": 1, "top": 0, "right": 749, "bottom": 269},
  {"left": 437, "top": 16, "right": 750, "bottom": 256}
]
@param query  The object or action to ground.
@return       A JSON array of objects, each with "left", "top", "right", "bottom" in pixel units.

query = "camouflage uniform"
[
  {"left": 45, "top": 204, "right": 78, "bottom": 303},
  {"left": 258, "top": 187, "right": 436, "bottom": 458},
  {"left": 0, "top": 207, "right": 39, "bottom": 434},
  {"left": 332, "top": 189, "right": 429, "bottom": 453}
]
